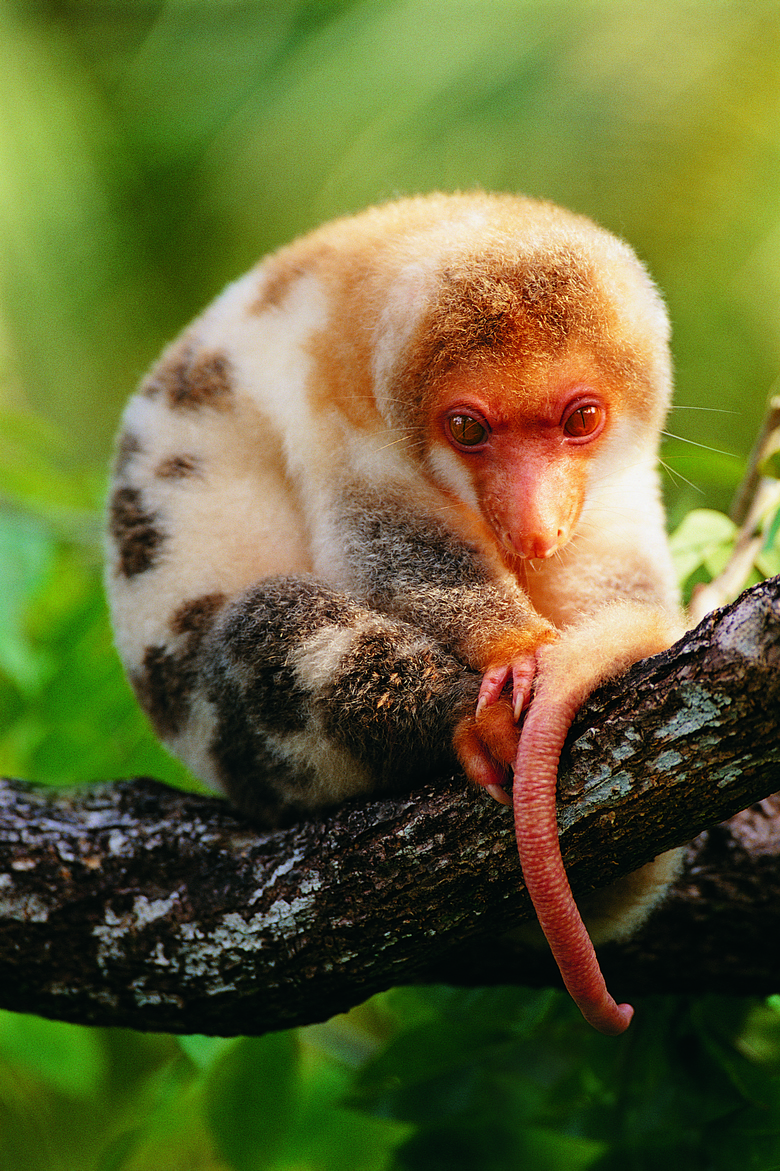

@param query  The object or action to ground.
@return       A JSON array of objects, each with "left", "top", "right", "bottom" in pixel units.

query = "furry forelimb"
[{"left": 1, "top": 579, "right": 778, "bottom": 1035}]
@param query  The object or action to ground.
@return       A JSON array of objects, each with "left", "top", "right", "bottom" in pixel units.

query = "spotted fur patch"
[
  {"left": 143, "top": 344, "right": 234, "bottom": 411},
  {"left": 132, "top": 644, "right": 194, "bottom": 738},
  {"left": 132, "top": 592, "right": 228, "bottom": 737},
  {"left": 170, "top": 592, "right": 227, "bottom": 637},
  {"left": 251, "top": 243, "right": 331, "bottom": 314},
  {"left": 196, "top": 576, "right": 479, "bottom": 823},
  {"left": 205, "top": 686, "right": 319, "bottom": 827},
  {"left": 202, "top": 579, "right": 352, "bottom": 738},
  {"left": 155, "top": 454, "right": 201, "bottom": 480},
  {"left": 109, "top": 486, "right": 165, "bottom": 577}
]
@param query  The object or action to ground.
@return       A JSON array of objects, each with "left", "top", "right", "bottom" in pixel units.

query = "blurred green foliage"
[
  {"left": 2, "top": 0, "right": 780, "bottom": 1166},
  {"left": 2, "top": 991, "right": 780, "bottom": 1169}
]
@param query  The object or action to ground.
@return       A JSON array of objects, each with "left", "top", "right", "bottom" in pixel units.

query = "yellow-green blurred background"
[
  {"left": 4, "top": 0, "right": 780, "bottom": 512},
  {"left": 2, "top": 3, "right": 780, "bottom": 1169}
]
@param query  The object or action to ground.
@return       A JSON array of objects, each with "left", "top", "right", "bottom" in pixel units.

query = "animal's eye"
[
  {"left": 563, "top": 403, "right": 604, "bottom": 439},
  {"left": 448, "top": 414, "right": 488, "bottom": 447}
]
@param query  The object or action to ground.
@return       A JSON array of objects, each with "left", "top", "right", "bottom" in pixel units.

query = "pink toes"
[
  {"left": 510, "top": 656, "right": 537, "bottom": 719},
  {"left": 476, "top": 663, "right": 513, "bottom": 717},
  {"left": 477, "top": 654, "right": 538, "bottom": 720}
]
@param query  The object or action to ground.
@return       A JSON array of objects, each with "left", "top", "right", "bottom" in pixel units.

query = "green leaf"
[
  {"left": 393, "top": 1123, "right": 517, "bottom": 1171},
  {"left": 516, "top": 1126, "right": 606, "bottom": 1171},
  {"left": 733, "top": 1003, "right": 780, "bottom": 1075},
  {"left": 178, "top": 1033, "right": 235, "bottom": 1072},
  {"left": 668, "top": 508, "right": 737, "bottom": 584},
  {"left": 705, "top": 1081, "right": 780, "bottom": 1171},
  {"left": 0, "top": 1011, "right": 105, "bottom": 1099},
  {"left": 691, "top": 999, "right": 776, "bottom": 1107},
  {"left": 762, "top": 502, "right": 780, "bottom": 553},
  {"left": 94, "top": 1127, "right": 144, "bottom": 1171},
  {"left": 205, "top": 1033, "right": 300, "bottom": 1171}
]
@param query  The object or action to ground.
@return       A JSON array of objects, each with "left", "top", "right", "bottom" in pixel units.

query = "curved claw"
[
  {"left": 484, "top": 782, "right": 513, "bottom": 807},
  {"left": 510, "top": 656, "right": 537, "bottom": 719},
  {"left": 476, "top": 664, "right": 513, "bottom": 718},
  {"left": 477, "top": 654, "right": 539, "bottom": 721},
  {"left": 454, "top": 703, "right": 515, "bottom": 805},
  {"left": 461, "top": 652, "right": 543, "bottom": 807}
]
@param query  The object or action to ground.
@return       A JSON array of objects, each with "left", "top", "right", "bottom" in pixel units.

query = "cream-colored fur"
[{"left": 106, "top": 193, "right": 685, "bottom": 998}]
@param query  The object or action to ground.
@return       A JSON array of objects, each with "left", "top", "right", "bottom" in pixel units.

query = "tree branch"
[{"left": 1, "top": 579, "right": 779, "bottom": 1035}]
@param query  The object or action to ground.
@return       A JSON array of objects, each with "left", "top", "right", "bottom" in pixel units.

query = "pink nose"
[{"left": 516, "top": 531, "right": 564, "bottom": 560}]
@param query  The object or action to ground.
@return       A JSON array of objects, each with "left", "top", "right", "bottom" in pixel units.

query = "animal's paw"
[
  {"left": 454, "top": 652, "right": 541, "bottom": 806},
  {"left": 476, "top": 652, "right": 539, "bottom": 721}
]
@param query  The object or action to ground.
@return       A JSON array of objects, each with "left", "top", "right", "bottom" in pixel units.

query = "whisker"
[
  {"left": 661, "top": 430, "right": 737, "bottom": 458},
  {"left": 669, "top": 405, "right": 738, "bottom": 414},
  {"left": 374, "top": 434, "right": 414, "bottom": 452},
  {"left": 658, "top": 459, "right": 704, "bottom": 494}
]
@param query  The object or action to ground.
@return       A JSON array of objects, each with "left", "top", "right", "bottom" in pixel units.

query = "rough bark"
[{"left": 0, "top": 579, "right": 778, "bottom": 1036}]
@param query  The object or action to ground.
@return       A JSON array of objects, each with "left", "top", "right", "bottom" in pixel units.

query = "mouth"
[{"left": 494, "top": 532, "right": 545, "bottom": 574}]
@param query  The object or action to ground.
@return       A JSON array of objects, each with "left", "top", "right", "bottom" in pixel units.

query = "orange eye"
[
  {"left": 448, "top": 414, "right": 488, "bottom": 447},
  {"left": 563, "top": 404, "right": 604, "bottom": 439}
]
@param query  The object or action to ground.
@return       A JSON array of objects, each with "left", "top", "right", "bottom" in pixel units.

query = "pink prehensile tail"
[{"left": 513, "top": 687, "right": 634, "bottom": 1036}]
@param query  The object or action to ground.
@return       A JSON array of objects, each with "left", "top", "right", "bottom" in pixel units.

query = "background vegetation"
[{"left": 2, "top": 1, "right": 780, "bottom": 1166}]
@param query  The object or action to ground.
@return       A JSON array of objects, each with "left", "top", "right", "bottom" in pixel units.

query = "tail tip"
[
  {"left": 584, "top": 999, "right": 635, "bottom": 1036},
  {"left": 603, "top": 1001, "right": 635, "bottom": 1036}
]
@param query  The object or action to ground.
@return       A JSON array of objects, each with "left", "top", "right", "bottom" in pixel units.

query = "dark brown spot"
[
  {"left": 132, "top": 646, "right": 194, "bottom": 738},
  {"left": 155, "top": 454, "right": 201, "bottom": 480},
  {"left": 143, "top": 344, "right": 234, "bottom": 412},
  {"left": 170, "top": 592, "right": 227, "bottom": 637},
  {"left": 109, "top": 487, "right": 165, "bottom": 577},
  {"left": 133, "top": 595, "right": 226, "bottom": 738}
]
